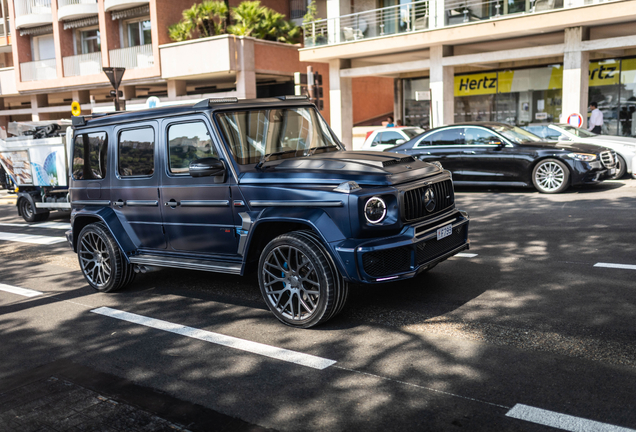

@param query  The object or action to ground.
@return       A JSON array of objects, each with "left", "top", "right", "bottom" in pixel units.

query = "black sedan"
[{"left": 386, "top": 122, "right": 617, "bottom": 193}]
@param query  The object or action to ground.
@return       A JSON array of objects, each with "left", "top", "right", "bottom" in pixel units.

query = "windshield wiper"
[
  {"left": 306, "top": 144, "right": 339, "bottom": 156},
  {"left": 255, "top": 149, "right": 299, "bottom": 170}
]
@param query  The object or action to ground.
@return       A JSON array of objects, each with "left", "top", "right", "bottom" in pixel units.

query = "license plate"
[{"left": 437, "top": 224, "right": 452, "bottom": 240}]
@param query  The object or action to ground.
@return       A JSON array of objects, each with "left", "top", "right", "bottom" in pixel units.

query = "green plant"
[{"left": 168, "top": 21, "right": 192, "bottom": 42}]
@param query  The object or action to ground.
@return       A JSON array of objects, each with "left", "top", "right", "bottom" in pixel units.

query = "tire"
[
  {"left": 609, "top": 154, "right": 626, "bottom": 180},
  {"left": 77, "top": 222, "right": 135, "bottom": 293},
  {"left": 532, "top": 159, "right": 570, "bottom": 194},
  {"left": 258, "top": 231, "right": 347, "bottom": 328},
  {"left": 19, "top": 198, "right": 50, "bottom": 222}
]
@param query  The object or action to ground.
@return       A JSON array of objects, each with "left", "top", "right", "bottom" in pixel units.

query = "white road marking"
[
  {"left": 506, "top": 404, "right": 636, "bottom": 432},
  {"left": 594, "top": 263, "right": 636, "bottom": 271},
  {"left": 0, "top": 222, "right": 71, "bottom": 230},
  {"left": 91, "top": 307, "right": 337, "bottom": 370},
  {"left": 456, "top": 253, "right": 478, "bottom": 258},
  {"left": 0, "top": 232, "right": 66, "bottom": 245},
  {"left": 0, "top": 283, "right": 43, "bottom": 297}
]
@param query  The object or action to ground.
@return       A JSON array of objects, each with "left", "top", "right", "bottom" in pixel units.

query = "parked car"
[
  {"left": 360, "top": 127, "right": 424, "bottom": 151},
  {"left": 66, "top": 97, "right": 470, "bottom": 328},
  {"left": 387, "top": 122, "right": 617, "bottom": 194},
  {"left": 522, "top": 123, "right": 636, "bottom": 180}
]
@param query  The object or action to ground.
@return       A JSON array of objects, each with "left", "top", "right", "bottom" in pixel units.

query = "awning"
[
  {"left": 111, "top": 4, "right": 150, "bottom": 20},
  {"left": 19, "top": 24, "right": 53, "bottom": 37},
  {"left": 63, "top": 16, "right": 100, "bottom": 30}
]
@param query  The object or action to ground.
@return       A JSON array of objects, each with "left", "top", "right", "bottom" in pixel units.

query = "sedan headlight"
[
  {"left": 567, "top": 153, "right": 597, "bottom": 162},
  {"left": 364, "top": 197, "right": 387, "bottom": 224}
]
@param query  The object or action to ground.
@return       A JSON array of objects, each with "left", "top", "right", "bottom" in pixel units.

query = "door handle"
[
  {"left": 463, "top": 151, "right": 476, "bottom": 154},
  {"left": 113, "top": 200, "right": 125, "bottom": 207},
  {"left": 164, "top": 199, "right": 179, "bottom": 207}
]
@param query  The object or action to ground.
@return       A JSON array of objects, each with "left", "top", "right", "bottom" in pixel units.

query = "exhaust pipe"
[{"left": 133, "top": 265, "right": 159, "bottom": 274}]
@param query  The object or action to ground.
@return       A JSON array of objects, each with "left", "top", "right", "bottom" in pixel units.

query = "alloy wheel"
[
  {"left": 79, "top": 231, "right": 112, "bottom": 288},
  {"left": 535, "top": 162, "right": 565, "bottom": 192}
]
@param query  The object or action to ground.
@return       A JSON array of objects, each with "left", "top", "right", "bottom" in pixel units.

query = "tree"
[
  {"left": 182, "top": 0, "right": 228, "bottom": 38},
  {"left": 168, "top": 21, "right": 192, "bottom": 42}
]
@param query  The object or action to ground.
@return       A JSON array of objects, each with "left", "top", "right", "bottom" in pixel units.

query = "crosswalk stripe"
[
  {"left": 0, "top": 232, "right": 66, "bottom": 245},
  {"left": 0, "top": 283, "right": 43, "bottom": 297}
]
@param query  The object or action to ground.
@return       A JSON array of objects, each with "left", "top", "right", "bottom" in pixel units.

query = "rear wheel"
[
  {"left": 609, "top": 154, "right": 626, "bottom": 180},
  {"left": 19, "top": 198, "right": 49, "bottom": 222},
  {"left": 77, "top": 222, "right": 135, "bottom": 292},
  {"left": 258, "top": 231, "right": 347, "bottom": 328},
  {"left": 532, "top": 159, "right": 570, "bottom": 194}
]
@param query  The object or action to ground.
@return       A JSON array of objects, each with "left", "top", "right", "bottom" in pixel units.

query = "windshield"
[
  {"left": 215, "top": 107, "right": 340, "bottom": 165},
  {"left": 401, "top": 128, "right": 425, "bottom": 139},
  {"left": 492, "top": 125, "right": 543, "bottom": 144},
  {"left": 559, "top": 125, "right": 597, "bottom": 138}
]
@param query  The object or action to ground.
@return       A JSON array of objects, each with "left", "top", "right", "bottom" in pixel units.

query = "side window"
[
  {"left": 118, "top": 127, "right": 155, "bottom": 177},
  {"left": 371, "top": 132, "right": 382, "bottom": 145},
  {"left": 168, "top": 121, "right": 217, "bottom": 174},
  {"left": 525, "top": 126, "right": 544, "bottom": 138},
  {"left": 464, "top": 127, "right": 500, "bottom": 145},
  {"left": 428, "top": 129, "right": 465, "bottom": 145},
  {"left": 380, "top": 131, "right": 405, "bottom": 145},
  {"left": 544, "top": 128, "right": 562, "bottom": 140},
  {"left": 72, "top": 132, "right": 107, "bottom": 180}
]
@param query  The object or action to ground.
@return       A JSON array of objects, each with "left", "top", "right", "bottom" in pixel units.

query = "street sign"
[
  {"left": 567, "top": 113, "right": 583, "bottom": 128},
  {"left": 71, "top": 101, "right": 81, "bottom": 117},
  {"left": 102, "top": 67, "right": 125, "bottom": 90}
]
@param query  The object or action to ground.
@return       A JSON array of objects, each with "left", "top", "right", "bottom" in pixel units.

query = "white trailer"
[{"left": 0, "top": 131, "right": 72, "bottom": 222}]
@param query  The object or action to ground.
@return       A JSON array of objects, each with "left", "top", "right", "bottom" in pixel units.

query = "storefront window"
[
  {"left": 453, "top": 65, "right": 562, "bottom": 126},
  {"left": 619, "top": 58, "right": 636, "bottom": 136},
  {"left": 403, "top": 78, "right": 431, "bottom": 128},
  {"left": 588, "top": 59, "right": 620, "bottom": 136}
]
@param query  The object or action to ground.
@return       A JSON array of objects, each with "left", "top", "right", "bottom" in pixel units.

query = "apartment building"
[
  {"left": 0, "top": 0, "right": 394, "bottom": 134},
  {"left": 300, "top": 0, "right": 636, "bottom": 143}
]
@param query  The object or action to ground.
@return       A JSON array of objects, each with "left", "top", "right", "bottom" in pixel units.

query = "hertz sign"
[{"left": 454, "top": 73, "right": 498, "bottom": 96}]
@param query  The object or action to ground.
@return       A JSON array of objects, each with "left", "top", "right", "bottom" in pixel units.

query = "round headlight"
[{"left": 364, "top": 197, "right": 387, "bottom": 224}]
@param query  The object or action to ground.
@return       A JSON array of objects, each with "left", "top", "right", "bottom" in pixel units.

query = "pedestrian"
[
  {"left": 395, "top": 119, "right": 403, "bottom": 127},
  {"left": 385, "top": 116, "right": 395, "bottom": 127},
  {"left": 588, "top": 101, "right": 603, "bottom": 134}
]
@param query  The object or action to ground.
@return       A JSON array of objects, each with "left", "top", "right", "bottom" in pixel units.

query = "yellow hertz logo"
[
  {"left": 589, "top": 61, "right": 619, "bottom": 87},
  {"left": 455, "top": 73, "right": 498, "bottom": 96}
]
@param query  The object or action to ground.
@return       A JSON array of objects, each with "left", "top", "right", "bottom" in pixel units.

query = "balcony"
[
  {"left": 14, "top": 0, "right": 52, "bottom": 29},
  {"left": 0, "top": 67, "right": 18, "bottom": 96},
  {"left": 104, "top": 0, "right": 149, "bottom": 12},
  {"left": 20, "top": 59, "right": 57, "bottom": 81},
  {"left": 57, "top": 0, "right": 98, "bottom": 22},
  {"left": 302, "top": 0, "right": 622, "bottom": 47},
  {"left": 63, "top": 52, "right": 102, "bottom": 77},
  {"left": 109, "top": 44, "right": 154, "bottom": 70}
]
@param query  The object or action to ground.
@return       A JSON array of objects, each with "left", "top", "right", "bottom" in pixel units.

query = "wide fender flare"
[
  {"left": 246, "top": 206, "right": 349, "bottom": 275},
  {"left": 71, "top": 207, "right": 139, "bottom": 262}
]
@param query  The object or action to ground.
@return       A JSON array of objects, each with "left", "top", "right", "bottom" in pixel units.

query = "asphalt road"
[{"left": 0, "top": 181, "right": 635, "bottom": 431}]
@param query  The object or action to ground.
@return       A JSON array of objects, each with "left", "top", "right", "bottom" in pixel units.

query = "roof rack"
[
  {"left": 193, "top": 97, "right": 239, "bottom": 109},
  {"left": 71, "top": 111, "right": 124, "bottom": 127},
  {"left": 277, "top": 95, "right": 309, "bottom": 101}
]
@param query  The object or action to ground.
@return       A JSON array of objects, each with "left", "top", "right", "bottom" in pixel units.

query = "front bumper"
[{"left": 332, "top": 208, "right": 470, "bottom": 284}]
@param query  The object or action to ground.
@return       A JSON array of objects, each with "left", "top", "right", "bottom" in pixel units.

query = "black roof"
[{"left": 73, "top": 97, "right": 314, "bottom": 129}]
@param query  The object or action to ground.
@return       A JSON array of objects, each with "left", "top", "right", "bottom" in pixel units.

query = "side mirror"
[
  {"left": 558, "top": 135, "right": 570, "bottom": 142},
  {"left": 189, "top": 157, "right": 226, "bottom": 179},
  {"left": 395, "top": 139, "right": 406, "bottom": 145}
]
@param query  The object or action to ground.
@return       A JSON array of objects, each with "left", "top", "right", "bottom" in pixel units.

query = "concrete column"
[
  {"left": 562, "top": 27, "right": 590, "bottom": 127},
  {"left": 431, "top": 0, "right": 447, "bottom": 29},
  {"left": 122, "top": 86, "right": 137, "bottom": 100},
  {"left": 31, "top": 94, "right": 48, "bottom": 121},
  {"left": 429, "top": 45, "right": 454, "bottom": 127},
  {"left": 167, "top": 80, "right": 187, "bottom": 99},
  {"left": 236, "top": 38, "right": 256, "bottom": 100},
  {"left": 326, "top": 0, "right": 350, "bottom": 44},
  {"left": 394, "top": 78, "right": 403, "bottom": 124},
  {"left": 329, "top": 59, "right": 353, "bottom": 150},
  {"left": 72, "top": 90, "right": 90, "bottom": 104}
]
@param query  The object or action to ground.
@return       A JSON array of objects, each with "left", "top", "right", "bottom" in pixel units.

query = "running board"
[{"left": 129, "top": 255, "right": 242, "bottom": 275}]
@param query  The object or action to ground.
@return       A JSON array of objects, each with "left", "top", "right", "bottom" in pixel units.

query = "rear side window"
[
  {"left": 380, "top": 131, "right": 404, "bottom": 145},
  {"left": 420, "top": 129, "right": 465, "bottom": 146},
  {"left": 72, "top": 132, "right": 108, "bottom": 180},
  {"left": 118, "top": 127, "right": 155, "bottom": 177},
  {"left": 168, "top": 121, "right": 216, "bottom": 174}
]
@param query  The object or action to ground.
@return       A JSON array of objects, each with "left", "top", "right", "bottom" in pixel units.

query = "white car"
[
  {"left": 360, "top": 127, "right": 424, "bottom": 151},
  {"left": 523, "top": 123, "right": 636, "bottom": 179}
]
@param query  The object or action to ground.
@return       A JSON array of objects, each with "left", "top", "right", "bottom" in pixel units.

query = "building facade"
[
  {"left": 0, "top": 0, "right": 395, "bottom": 133},
  {"left": 300, "top": 0, "right": 636, "bottom": 143}
]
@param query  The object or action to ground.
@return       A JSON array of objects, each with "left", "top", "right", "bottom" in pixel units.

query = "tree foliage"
[{"left": 169, "top": 0, "right": 299, "bottom": 44}]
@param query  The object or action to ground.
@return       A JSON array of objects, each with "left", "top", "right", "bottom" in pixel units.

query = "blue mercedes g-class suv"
[{"left": 66, "top": 96, "right": 470, "bottom": 328}]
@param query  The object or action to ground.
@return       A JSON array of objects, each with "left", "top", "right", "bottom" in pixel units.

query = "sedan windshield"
[
  {"left": 215, "top": 108, "right": 340, "bottom": 165},
  {"left": 492, "top": 125, "right": 543, "bottom": 144},
  {"left": 401, "top": 128, "right": 425, "bottom": 139},
  {"left": 558, "top": 125, "right": 597, "bottom": 138}
]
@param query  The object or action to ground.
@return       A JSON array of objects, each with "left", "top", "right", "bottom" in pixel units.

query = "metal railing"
[
  {"left": 109, "top": 44, "right": 154, "bottom": 70},
  {"left": 63, "top": 52, "right": 102, "bottom": 77},
  {"left": 303, "top": 0, "right": 621, "bottom": 47},
  {"left": 14, "top": 0, "right": 51, "bottom": 17},
  {"left": 20, "top": 59, "right": 57, "bottom": 82},
  {"left": 304, "top": 0, "right": 430, "bottom": 47},
  {"left": 58, "top": 0, "right": 97, "bottom": 6}
]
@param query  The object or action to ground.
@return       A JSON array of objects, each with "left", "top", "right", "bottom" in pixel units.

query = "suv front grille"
[
  {"left": 601, "top": 151, "right": 616, "bottom": 168},
  {"left": 401, "top": 180, "right": 454, "bottom": 222}
]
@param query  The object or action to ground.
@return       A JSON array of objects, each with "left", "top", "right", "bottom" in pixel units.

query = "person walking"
[{"left": 588, "top": 101, "right": 603, "bottom": 134}]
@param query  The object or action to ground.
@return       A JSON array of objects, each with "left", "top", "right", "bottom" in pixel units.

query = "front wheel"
[
  {"left": 609, "top": 154, "right": 626, "bottom": 180},
  {"left": 532, "top": 159, "right": 570, "bottom": 194},
  {"left": 19, "top": 198, "right": 49, "bottom": 222},
  {"left": 258, "top": 231, "right": 348, "bottom": 328},
  {"left": 77, "top": 222, "right": 135, "bottom": 292}
]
